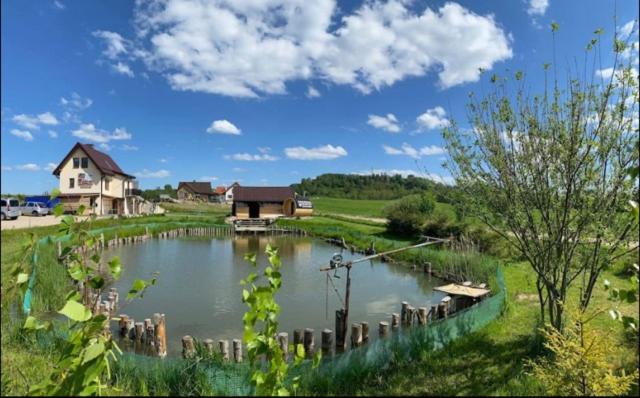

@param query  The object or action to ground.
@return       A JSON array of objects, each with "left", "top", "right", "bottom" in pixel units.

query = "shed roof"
[
  {"left": 233, "top": 186, "right": 295, "bottom": 202},
  {"left": 177, "top": 181, "right": 213, "bottom": 195},
  {"left": 214, "top": 186, "right": 227, "bottom": 195},
  {"left": 52, "top": 142, "right": 135, "bottom": 178},
  {"left": 433, "top": 283, "right": 490, "bottom": 298}
]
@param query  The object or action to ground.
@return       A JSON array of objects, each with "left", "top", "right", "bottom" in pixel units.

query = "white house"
[
  {"left": 225, "top": 182, "right": 240, "bottom": 203},
  {"left": 52, "top": 142, "right": 147, "bottom": 215}
]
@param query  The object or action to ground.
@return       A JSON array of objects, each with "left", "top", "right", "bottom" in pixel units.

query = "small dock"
[{"left": 233, "top": 218, "right": 270, "bottom": 232}]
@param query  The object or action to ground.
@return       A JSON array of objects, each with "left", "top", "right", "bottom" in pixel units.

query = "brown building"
[
  {"left": 232, "top": 186, "right": 313, "bottom": 219},
  {"left": 177, "top": 181, "right": 216, "bottom": 202}
]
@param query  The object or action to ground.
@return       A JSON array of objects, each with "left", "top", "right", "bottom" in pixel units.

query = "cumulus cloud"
[
  {"left": 71, "top": 124, "right": 132, "bottom": 144},
  {"left": 53, "top": 1, "right": 65, "bottom": 10},
  {"left": 1, "top": 165, "right": 12, "bottom": 171},
  {"left": 416, "top": 106, "right": 449, "bottom": 130},
  {"left": 200, "top": 176, "right": 219, "bottom": 181},
  {"left": 354, "top": 168, "right": 454, "bottom": 184},
  {"left": 16, "top": 163, "right": 41, "bottom": 171},
  {"left": 128, "top": 0, "right": 511, "bottom": 97},
  {"left": 306, "top": 86, "right": 321, "bottom": 98},
  {"left": 48, "top": 130, "right": 58, "bottom": 138},
  {"left": 60, "top": 92, "right": 92, "bottom": 110},
  {"left": 45, "top": 163, "right": 57, "bottom": 172},
  {"left": 207, "top": 119, "right": 241, "bottom": 135},
  {"left": 367, "top": 114, "right": 400, "bottom": 133},
  {"left": 113, "top": 62, "right": 134, "bottom": 77},
  {"left": 382, "top": 143, "right": 445, "bottom": 159},
  {"left": 285, "top": 144, "right": 347, "bottom": 160},
  {"left": 10, "top": 129, "right": 34, "bottom": 142},
  {"left": 527, "top": 0, "right": 549, "bottom": 16},
  {"left": 595, "top": 67, "right": 614, "bottom": 80},
  {"left": 121, "top": 144, "right": 139, "bottom": 151},
  {"left": 93, "top": 30, "right": 128, "bottom": 59},
  {"left": 12, "top": 112, "right": 59, "bottom": 129},
  {"left": 134, "top": 169, "right": 170, "bottom": 178},
  {"left": 225, "top": 153, "right": 278, "bottom": 161}
]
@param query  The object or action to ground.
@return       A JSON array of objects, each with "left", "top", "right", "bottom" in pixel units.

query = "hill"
[{"left": 291, "top": 173, "right": 459, "bottom": 202}]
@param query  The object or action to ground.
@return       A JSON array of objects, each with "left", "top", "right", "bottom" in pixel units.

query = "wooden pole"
[
  {"left": 278, "top": 332, "right": 289, "bottom": 360},
  {"left": 204, "top": 338, "right": 215, "bottom": 355},
  {"left": 361, "top": 321, "right": 369, "bottom": 343},
  {"left": 391, "top": 313, "right": 400, "bottom": 330},
  {"left": 135, "top": 322, "right": 144, "bottom": 341},
  {"left": 303, "top": 328, "right": 315, "bottom": 357},
  {"left": 321, "top": 329, "right": 333, "bottom": 356},
  {"left": 379, "top": 321, "right": 389, "bottom": 337},
  {"left": 233, "top": 339, "right": 243, "bottom": 363},
  {"left": 118, "top": 314, "right": 128, "bottom": 337},
  {"left": 351, "top": 323, "right": 362, "bottom": 348},
  {"left": 407, "top": 305, "right": 415, "bottom": 326},
  {"left": 126, "top": 317, "right": 135, "bottom": 339},
  {"left": 293, "top": 329, "right": 303, "bottom": 348},
  {"left": 218, "top": 339, "right": 230, "bottom": 361},
  {"left": 418, "top": 307, "right": 428, "bottom": 326},
  {"left": 182, "top": 335, "right": 195, "bottom": 358},
  {"left": 335, "top": 309, "right": 346, "bottom": 349},
  {"left": 401, "top": 301, "right": 409, "bottom": 324},
  {"left": 155, "top": 313, "right": 167, "bottom": 358}
]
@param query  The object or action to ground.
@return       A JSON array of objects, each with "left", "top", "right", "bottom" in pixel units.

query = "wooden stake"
[
  {"left": 401, "top": 301, "right": 409, "bottom": 324},
  {"left": 361, "top": 321, "right": 369, "bottom": 343},
  {"left": 218, "top": 339, "right": 230, "bottom": 361},
  {"left": 335, "top": 309, "right": 346, "bottom": 349},
  {"left": 155, "top": 313, "right": 167, "bottom": 358},
  {"left": 379, "top": 321, "right": 389, "bottom": 337},
  {"left": 204, "top": 338, "right": 215, "bottom": 355},
  {"left": 278, "top": 332, "right": 289, "bottom": 360},
  {"left": 418, "top": 307, "right": 428, "bottom": 326},
  {"left": 135, "top": 322, "right": 144, "bottom": 341},
  {"left": 233, "top": 339, "right": 243, "bottom": 363},
  {"left": 303, "top": 328, "right": 315, "bottom": 357},
  {"left": 391, "top": 313, "right": 400, "bottom": 330},
  {"left": 118, "top": 314, "right": 129, "bottom": 337},
  {"left": 293, "top": 329, "right": 303, "bottom": 348},
  {"left": 351, "top": 323, "right": 362, "bottom": 348},
  {"left": 321, "top": 329, "right": 333, "bottom": 356},
  {"left": 182, "top": 335, "right": 195, "bottom": 358}
]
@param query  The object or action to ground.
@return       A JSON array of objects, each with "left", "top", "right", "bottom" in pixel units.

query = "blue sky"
[{"left": 1, "top": 0, "right": 638, "bottom": 194}]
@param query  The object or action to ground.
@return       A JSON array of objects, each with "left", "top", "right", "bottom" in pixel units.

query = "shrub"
[{"left": 383, "top": 193, "right": 435, "bottom": 236}]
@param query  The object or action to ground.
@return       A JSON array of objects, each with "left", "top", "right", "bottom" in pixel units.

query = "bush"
[{"left": 383, "top": 193, "right": 435, "bottom": 236}]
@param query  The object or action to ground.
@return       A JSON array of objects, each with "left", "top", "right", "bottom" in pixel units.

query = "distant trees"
[
  {"left": 141, "top": 184, "right": 176, "bottom": 202},
  {"left": 443, "top": 23, "right": 639, "bottom": 330},
  {"left": 383, "top": 193, "right": 436, "bottom": 236},
  {"left": 291, "top": 173, "right": 458, "bottom": 201}
]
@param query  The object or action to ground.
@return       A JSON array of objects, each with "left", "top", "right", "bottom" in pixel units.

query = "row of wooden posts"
[
  {"left": 117, "top": 312, "right": 168, "bottom": 358},
  {"left": 179, "top": 297, "right": 453, "bottom": 361},
  {"left": 157, "top": 226, "right": 233, "bottom": 239}
]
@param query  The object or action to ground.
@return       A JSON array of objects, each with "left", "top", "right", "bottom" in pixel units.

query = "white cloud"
[
  {"left": 16, "top": 163, "right": 40, "bottom": 172},
  {"left": 232, "top": 167, "right": 246, "bottom": 172},
  {"left": 416, "top": 106, "right": 449, "bottom": 130},
  {"left": 53, "top": 1, "right": 65, "bottom": 10},
  {"left": 527, "top": 0, "right": 549, "bottom": 16},
  {"left": 98, "top": 143, "right": 112, "bottom": 151},
  {"left": 131, "top": 0, "right": 512, "bottom": 97},
  {"left": 121, "top": 144, "right": 139, "bottom": 151},
  {"left": 1, "top": 165, "right": 13, "bottom": 171},
  {"left": 12, "top": 112, "right": 59, "bottom": 129},
  {"left": 60, "top": 92, "right": 93, "bottom": 110},
  {"left": 200, "top": 176, "right": 219, "bottom": 181},
  {"left": 206, "top": 119, "right": 241, "bottom": 135},
  {"left": 134, "top": 169, "right": 171, "bottom": 178},
  {"left": 367, "top": 114, "right": 400, "bottom": 133},
  {"left": 113, "top": 62, "right": 134, "bottom": 77},
  {"left": 284, "top": 144, "right": 347, "bottom": 160},
  {"left": 159, "top": 158, "right": 168, "bottom": 163},
  {"left": 10, "top": 129, "right": 34, "bottom": 142},
  {"left": 382, "top": 143, "right": 445, "bottom": 159},
  {"left": 71, "top": 124, "right": 132, "bottom": 144},
  {"left": 306, "top": 86, "right": 321, "bottom": 98},
  {"left": 225, "top": 153, "right": 279, "bottom": 161},
  {"left": 619, "top": 19, "right": 637, "bottom": 39},
  {"left": 48, "top": 130, "right": 58, "bottom": 138},
  {"left": 92, "top": 30, "right": 128, "bottom": 59},
  {"left": 45, "top": 163, "right": 57, "bottom": 172},
  {"left": 353, "top": 168, "right": 454, "bottom": 184},
  {"left": 595, "top": 67, "right": 614, "bottom": 80}
]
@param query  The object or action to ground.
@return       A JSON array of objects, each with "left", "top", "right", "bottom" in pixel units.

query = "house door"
[{"left": 249, "top": 202, "right": 260, "bottom": 218}]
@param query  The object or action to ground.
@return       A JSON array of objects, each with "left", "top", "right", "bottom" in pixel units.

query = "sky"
[{"left": 1, "top": 0, "right": 638, "bottom": 194}]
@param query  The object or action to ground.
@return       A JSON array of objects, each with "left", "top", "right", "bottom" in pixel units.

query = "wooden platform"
[{"left": 233, "top": 218, "right": 270, "bottom": 232}]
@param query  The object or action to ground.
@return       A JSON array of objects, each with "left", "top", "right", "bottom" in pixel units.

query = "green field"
[{"left": 311, "top": 196, "right": 456, "bottom": 219}]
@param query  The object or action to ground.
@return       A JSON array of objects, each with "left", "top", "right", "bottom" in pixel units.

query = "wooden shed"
[
  {"left": 232, "top": 186, "right": 295, "bottom": 219},
  {"left": 282, "top": 197, "right": 314, "bottom": 217},
  {"left": 434, "top": 283, "right": 490, "bottom": 312}
]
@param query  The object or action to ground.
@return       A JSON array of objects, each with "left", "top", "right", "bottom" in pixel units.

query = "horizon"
[{"left": 2, "top": 0, "right": 638, "bottom": 194}]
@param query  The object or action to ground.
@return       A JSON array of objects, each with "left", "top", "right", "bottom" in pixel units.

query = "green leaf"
[
  {"left": 77, "top": 204, "right": 86, "bottom": 216},
  {"left": 127, "top": 279, "right": 147, "bottom": 299},
  {"left": 16, "top": 273, "right": 30, "bottom": 285},
  {"left": 88, "top": 276, "right": 105, "bottom": 290},
  {"left": 23, "top": 316, "right": 40, "bottom": 330},
  {"left": 50, "top": 188, "right": 61, "bottom": 200},
  {"left": 551, "top": 22, "right": 559, "bottom": 32},
  {"left": 58, "top": 300, "right": 92, "bottom": 322},
  {"left": 108, "top": 257, "right": 122, "bottom": 279},
  {"left": 82, "top": 342, "right": 105, "bottom": 364},
  {"left": 53, "top": 203, "right": 64, "bottom": 217}
]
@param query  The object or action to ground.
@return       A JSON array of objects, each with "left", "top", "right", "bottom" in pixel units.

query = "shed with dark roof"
[
  {"left": 177, "top": 181, "right": 217, "bottom": 202},
  {"left": 232, "top": 186, "right": 309, "bottom": 219}
]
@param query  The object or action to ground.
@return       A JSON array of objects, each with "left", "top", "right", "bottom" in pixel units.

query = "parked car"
[
  {"left": 1, "top": 198, "right": 21, "bottom": 220},
  {"left": 21, "top": 201, "right": 50, "bottom": 216}
]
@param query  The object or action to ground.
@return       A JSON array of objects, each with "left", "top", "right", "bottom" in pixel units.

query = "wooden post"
[
  {"left": 118, "top": 314, "right": 129, "bottom": 337},
  {"left": 431, "top": 305, "right": 438, "bottom": 321},
  {"left": 335, "top": 309, "right": 346, "bottom": 349},
  {"left": 146, "top": 323, "right": 155, "bottom": 346},
  {"left": 155, "top": 313, "right": 167, "bottom": 358},
  {"left": 321, "top": 329, "right": 333, "bottom": 356},
  {"left": 361, "top": 321, "right": 369, "bottom": 343},
  {"left": 218, "top": 339, "right": 230, "bottom": 361},
  {"left": 233, "top": 339, "right": 243, "bottom": 363},
  {"left": 303, "top": 328, "right": 315, "bottom": 357},
  {"left": 438, "top": 303, "right": 447, "bottom": 319},
  {"left": 351, "top": 323, "right": 362, "bottom": 348},
  {"left": 135, "top": 322, "right": 144, "bottom": 341},
  {"left": 126, "top": 317, "right": 135, "bottom": 339},
  {"left": 293, "top": 329, "right": 303, "bottom": 348},
  {"left": 278, "top": 332, "right": 289, "bottom": 360},
  {"left": 379, "top": 321, "right": 389, "bottom": 337},
  {"left": 391, "top": 313, "right": 400, "bottom": 330},
  {"left": 407, "top": 305, "right": 415, "bottom": 326},
  {"left": 182, "top": 335, "right": 195, "bottom": 358},
  {"left": 204, "top": 338, "right": 215, "bottom": 355},
  {"left": 401, "top": 301, "right": 409, "bottom": 324},
  {"left": 418, "top": 307, "right": 428, "bottom": 326}
]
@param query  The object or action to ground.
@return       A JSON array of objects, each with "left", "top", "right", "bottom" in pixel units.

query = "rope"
[{"left": 326, "top": 271, "right": 345, "bottom": 308}]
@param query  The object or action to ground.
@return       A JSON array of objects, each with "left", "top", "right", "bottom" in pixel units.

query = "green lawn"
[{"left": 311, "top": 196, "right": 456, "bottom": 219}]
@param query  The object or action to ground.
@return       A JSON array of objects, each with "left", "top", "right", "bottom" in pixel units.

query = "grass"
[
  {"left": 160, "top": 201, "right": 231, "bottom": 216},
  {"left": 311, "top": 196, "right": 456, "bottom": 220}
]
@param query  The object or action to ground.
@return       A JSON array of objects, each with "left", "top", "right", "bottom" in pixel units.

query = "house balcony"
[{"left": 125, "top": 188, "right": 143, "bottom": 196}]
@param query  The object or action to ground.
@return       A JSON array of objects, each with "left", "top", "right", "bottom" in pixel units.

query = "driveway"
[{"left": 1, "top": 215, "right": 61, "bottom": 230}]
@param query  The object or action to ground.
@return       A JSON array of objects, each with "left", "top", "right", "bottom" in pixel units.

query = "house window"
[
  {"left": 81, "top": 157, "right": 88, "bottom": 168},
  {"left": 104, "top": 178, "right": 110, "bottom": 191},
  {"left": 73, "top": 158, "right": 80, "bottom": 168},
  {"left": 69, "top": 178, "right": 75, "bottom": 188}
]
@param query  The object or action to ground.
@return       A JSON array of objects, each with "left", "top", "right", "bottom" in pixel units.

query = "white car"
[
  {"left": 21, "top": 201, "right": 50, "bottom": 216},
  {"left": 1, "top": 198, "right": 21, "bottom": 220}
]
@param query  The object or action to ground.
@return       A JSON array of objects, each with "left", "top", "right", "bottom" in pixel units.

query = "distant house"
[
  {"left": 232, "top": 186, "right": 313, "bottom": 219},
  {"left": 213, "top": 186, "right": 227, "bottom": 203},
  {"left": 52, "top": 142, "right": 142, "bottom": 215},
  {"left": 225, "top": 182, "right": 240, "bottom": 203},
  {"left": 177, "top": 181, "right": 216, "bottom": 202}
]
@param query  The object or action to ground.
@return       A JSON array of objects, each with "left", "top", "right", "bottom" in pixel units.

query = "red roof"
[
  {"left": 214, "top": 186, "right": 227, "bottom": 195},
  {"left": 52, "top": 142, "right": 134, "bottom": 178}
]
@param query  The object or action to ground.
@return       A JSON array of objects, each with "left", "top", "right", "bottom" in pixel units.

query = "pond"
[{"left": 107, "top": 234, "right": 446, "bottom": 356}]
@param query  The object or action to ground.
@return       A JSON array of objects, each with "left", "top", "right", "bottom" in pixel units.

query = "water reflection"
[{"left": 107, "top": 234, "right": 444, "bottom": 356}]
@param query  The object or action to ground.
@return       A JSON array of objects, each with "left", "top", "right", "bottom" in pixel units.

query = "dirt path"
[{"left": 320, "top": 212, "right": 388, "bottom": 224}]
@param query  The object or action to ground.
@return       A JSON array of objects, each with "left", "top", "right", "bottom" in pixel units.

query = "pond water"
[{"left": 107, "top": 234, "right": 446, "bottom": 356}]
